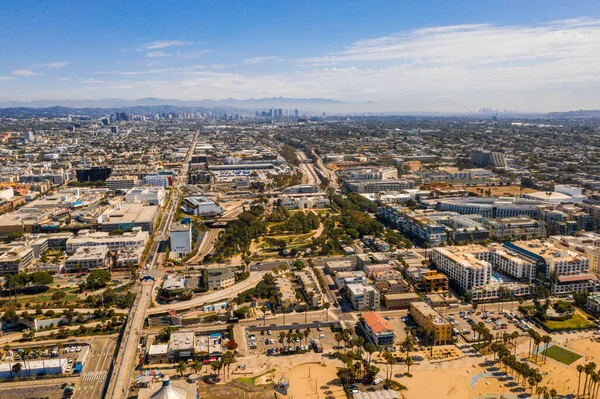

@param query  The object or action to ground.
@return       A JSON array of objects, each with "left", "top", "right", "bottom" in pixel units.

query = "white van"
[{"left": 373, "top": 378, "right": 383, "bottom": 385}]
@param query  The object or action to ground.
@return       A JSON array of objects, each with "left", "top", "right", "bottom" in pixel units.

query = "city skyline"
[{"left": 1, "top": 1, "right": 600, "bottom": 111}]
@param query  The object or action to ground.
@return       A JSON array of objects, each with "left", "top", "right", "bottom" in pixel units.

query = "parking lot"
[
  {"left": 448, "top": 308, "right": 528, "bottom": 342},
  {"left": 245, "top": 325, "right": 338, "bottom": 356}
]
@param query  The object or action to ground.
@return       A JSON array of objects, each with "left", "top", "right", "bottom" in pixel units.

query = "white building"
[
  {"left": 0, "top": 358, "right": 68, "bottom": 378},
  {"left": 169, "top": 223, "right": 192, "bottom": 258},
  {"left": 66, "top": 228, "right": 149, "bottom": 252},
  {"left": 125, "top": 187, "right": 167, "bottom": 206},
  {"left": 346, "top": 283, "right": 380, "bottom": 311},
  {"left": 106, "top": 176, "right": 138, "bottom": 192},
  {"left": 431, "top": 246, "right": 491, "bottom": 293},
  {"left": 65, "top": 245, "right": 111, "bottom": 272},
  {"left": 144, "top": 174, "right": 170, "bottom": 188},
  {"left": 334, "top": 271, "right": 367, "bottom": 288},
  {"left": 182, "top": 196, "right": 223, "bottom": 217}
]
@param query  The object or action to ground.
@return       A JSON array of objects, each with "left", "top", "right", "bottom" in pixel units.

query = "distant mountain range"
[{"left": 0, "top": 97, "right": 346, "bottom": 110}]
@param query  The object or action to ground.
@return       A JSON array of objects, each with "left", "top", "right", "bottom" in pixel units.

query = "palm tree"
[
  {"left": 191, "top": 360, "right": 202, "bottom": 375},
  {"left": 365, "top": 343, "right": 376, "bottom": 363},
  {"left": 324, "top": 302, "right": 330, "bottom": 321},
  {"left": 583, "top": 363, "right": 596, "bottom": 398},
  {"left": 176, "top": 361, "right": 188, "bottom": 377},
  {"left": 281, "top": 305, "right": 287, "bottom": 325},
  {"left": 548, "top": 388, "right": 557, "bottom": 399},
  {"left": 536, "top": 385, "right": 547, "bottom": 399},
  {"left": 577, "top": 364, "right": 585, "bottom": 398},
  {"left": 260, "top": 306, "right": 267, "bottom": 326},
  {"left": 428, "top": 329, "right": 436, "bottom": 357},
  {"left": 405, "top": 356, "right": 414, "bottom": 376},
  {"left": 541, "top": 335, "right": 551, "bottom": 363},
  {"left": 303, "top": 329, "right": 310, "bottom": 346}
]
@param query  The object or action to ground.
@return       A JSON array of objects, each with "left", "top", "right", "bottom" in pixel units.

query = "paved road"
[
  {"left": 75, "top": 337, "right": 117, "bottom": 399},
  {"left": 107, "top": 132, "right": 198, "bottom": 399},
  {"left": 147, "top": 271, "right": 266, "bottom": 314}
]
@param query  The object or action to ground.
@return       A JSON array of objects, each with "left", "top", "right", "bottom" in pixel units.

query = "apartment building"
[
  {"left": 348, "top": 167, "right": 398, "bottom": 181},
  {"left": 436, "top": 197, "right": 542, "bottom": 219},
  {"left": 360, "top": 311, "right": 395, "bottom": 349},
  {"left": 488, "top": 247, "right": 536, "bottom": 282},
  {"left": 430, "top": 245, "right": 491, "bottom": 292},
  {"left": 549, "top": 233, "right": 600, "bottom": 273},
  {"left": 346, "top": 283, "right": 380, "bottom": 311},
  {"left": 97, "top": 202, "right": 159, "bottom": 233},
  {"left": 378, "top": 206, "right": 448, "bottom": 246},
  {"left": 409, "top": 301, "right": 453, "bottom": 345},
  {"left": 275, "top": 275, "right": 296, "bottom": 308},
  {"left": 383, "top": 293, "right": 420, "bottom": 310},
  {"left": 334, "top": 271, "right": 367, "bottom": 288},
  {"left": 484, "top": 217, "right": 546, "bottom": 240},
  {"left": 505, "top": 241, "right": 597, "bottom": 294},
  {"left": 295, "top": 269, "right": 323, "bottom": 307},
  {"left": 65, "top": 245, "right": 111, "bottom": 272},
  {"left": 421, "top": 270, "right": 449, "bottom": 293}
]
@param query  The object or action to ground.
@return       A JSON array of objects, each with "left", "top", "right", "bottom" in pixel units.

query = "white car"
[{"left": 75, "top": 346, "right": 82, "bottom": 352}]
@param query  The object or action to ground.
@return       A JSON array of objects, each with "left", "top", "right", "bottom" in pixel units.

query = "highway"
[
  {"left": 147, "top": 271, "right": 266, "bottom": 315},
  {"left": 106, "top": 132, "right": 198, "bottom": 399}
]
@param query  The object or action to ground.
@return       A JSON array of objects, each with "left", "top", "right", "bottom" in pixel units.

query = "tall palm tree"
[
  {"left": 511, "top": 331, "right": 520, "bottom": 356},
  {"left": 577, "top": 364, "right": 585, "bottom": 398},
  {"left": 191, "top": 360, "right": 202, "bottom": 375},
  {"left": 334, "top": 332, "right": 343, "bottom": 351},
  {"left": 364, "top": 343, "right": 376, "bottom": 363},
  {"left": 260, "top": 306, "right": 267, "bottom": 326},
  {"left": 584, "top": 363, "right": 597, "bottom": 398},
  {"left": 541, "top": 336, "right": 551, "bottom": 363},
  {"left": 405, "top": 356, "right": 414, "bottom": 376},
  {"left": 22, "top": 348, "right": 31, "bottom": 376},
  {"left": 303, "top": 329, "right": 310, "bottom": 346}
]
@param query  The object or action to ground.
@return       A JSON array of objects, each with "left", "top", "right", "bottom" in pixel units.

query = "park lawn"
[
  {"left": 542, "top": 313, "right": 594, "bottom": 331},
  {"left": 542, "top": 345, "right": 582, "bottom": 365},
  {"left": 234, "top": 368, "right": 276, "bottom": 387}
]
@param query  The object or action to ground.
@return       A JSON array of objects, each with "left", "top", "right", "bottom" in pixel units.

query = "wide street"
[{"left": 107, "top": 132, "right": 198, "bottom": 399}]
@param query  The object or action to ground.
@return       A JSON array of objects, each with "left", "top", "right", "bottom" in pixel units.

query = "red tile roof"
[{"left": 362, "top": 312, "right": 393, "bottom": 334}]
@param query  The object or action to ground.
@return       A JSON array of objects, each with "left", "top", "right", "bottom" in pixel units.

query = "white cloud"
[
  {"left": 15, "top": 18, "right": 600, "bottom": 112},
  {"left": 0, "top": 76, "right": 15, "bottom": 80},
  {"left": 141, "top": 40, "right": 189, "bottom": 50},
  {"left": 33, "top": 61, "right": 71, "bottom": 68},
  {"left": 146, "top": 51, "right": 171, "bottom": 58},
  {"left": 244, "top": 56, "right": 281, "bottom": 64},
  {"left": 57, "top": 77, "right": 72, "bottom": 81},
  {"left": 12, "top": 70, "right": 42, "bottom": 76}
]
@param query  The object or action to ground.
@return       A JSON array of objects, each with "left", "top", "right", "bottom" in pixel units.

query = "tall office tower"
[{"left": 294, "top": 109, "right": 299, "bottom": 117}]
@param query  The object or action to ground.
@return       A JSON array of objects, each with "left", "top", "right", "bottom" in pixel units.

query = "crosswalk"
[{"left": 82, "top": 370, "right": 108, "bottom": 382}]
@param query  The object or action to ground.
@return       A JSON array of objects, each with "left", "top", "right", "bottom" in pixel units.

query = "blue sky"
[{"left": 1, "top": 0, "right": 600, "bottom": 111}]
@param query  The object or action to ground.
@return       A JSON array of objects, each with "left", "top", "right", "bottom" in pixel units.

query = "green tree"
[
  {"left": 86, "top": 269, "right": 111, "bottom": 289},
  {"left": 12, "top": 362, "right": 23, "bottom": 377},
  {"left": 30, "top": 271, "right": 54, "bottom": 286}
]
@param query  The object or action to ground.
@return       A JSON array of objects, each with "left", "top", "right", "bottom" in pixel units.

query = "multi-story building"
[
  {"left": 66, "top": 228, "right": 149, "bottom": 252},
  {"left": 207, "top": 267, "right": 235, "bottom": 290},
  {"left": 169, "top": 223, "right": 192, "bottom": 258},
  {"left": 334, "top": 271, "right": 367, "bottom": 288},
  {"left": 125, "top": 187, "right": 167, "bottom": 206},
  {"left": 144, "top": 174, "right": 170, "bottom": 188},
  {"left": 410, "top": 301, "right": 453, "bottom": 345},
  {"left": 295, "top": 269, "right": 323, "bottom": 307},
  {"left": 97, "top": 202, "right": 159, "bottom": 233},
  {"left": 430, "top": 245, "right": 491, "bottom": 292},
  {"left": 324, "top": 260, "right": 356, "bottom": 274},
  {"left": 488, "top": 246, "right": 536, "bottom": 282},
  {"left": 105, "top": 175, "right": 138, "bottom": 192},
  {"left": 64, "top": 245, "right": 111, "bottom": 272},
  {"left": 346, "top": 283, "right": 380, "bottom": 311},
  {"left": 378, "top": 206, "right": 448, "bottom": 246},
  {"left": 348, "top": 167, "right": 398, "bottom": 181},
  {"left": 168, "top": 332, "right": 197, "bottom": 362},
  {"left": 0, "top": 242, "right": 34, "bottom": 275},
  {"left": 181, "top": 196, "right": 223, "bottom": 217},
  {"left": 421, "top": 270, "right": 449, "bottom": 293},
  {"left": 275, "top": 275, "right": 296, "bottom": 308},
  {"left": 484, "top": 217, "right": 546, "bottom": 240},
  {"left": 587, "top": 295, "right": 600, "bottom": 314},
  {"left": 383, "top": 293, "right": 420, "bottom": 310},
  {"left": 360, "top": 311, "right": 395, "bottom": 349},
  {"left": 505, "top": 241, "right": 597, "bottom": 294},
  {"left": 346, "top": 179, "right": 415, "bottom": 193},
  {"left": 549, "top": 233, "right": 600, "bottom": 273},
  {"left": 75, "top": 166, "right": 112, "bottom": 182},
  {"left": 436, "top": 197, "right": 542, "bottom": 219}
]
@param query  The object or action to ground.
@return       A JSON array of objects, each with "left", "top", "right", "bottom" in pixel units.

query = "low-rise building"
[
  {"left": 334, "top": 271, "right": 367, "bottom": 288},
  {"left": 360, "top": 311, "right": 395, "bottom": 349},
  {"left": 182, "top": 196, "right": 223, "bottom": 217},
  {"left": 587, "top": 295, "right": 600, "bottom": 314},
  {"left": 98, "top": 202, "right": 159, "bottom": 233},
  {"left": 125, "top": 187, "right": 167, "bottom": 206},
  {"left": 410, "top": 301, "right": 453, "bottom": 345},
  {"left": 207, "top": 267, "right": 235, "bottom": 290},
  {"left": 383, "top": 293, "right": 420, "bottom": 310},
  {"left": 324, "top": 260, "right": 356, "bottom": 274},
  {"left": 147, "top": 344, "right": 169, "bottom": 363},
  {"left": 66, "top": 228, "right": 149, "bottom": 252},
  {"left": 65, "top": 245, "right": 111, "bottom": 272},
  {"left": 295, "top": 269, "right": 323, "bottom": 307},
  {"left": 168, "top": 332, "right": 196, "bottom": 362}
]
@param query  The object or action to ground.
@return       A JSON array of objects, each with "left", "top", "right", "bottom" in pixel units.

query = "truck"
[{"left": 312, "top": 339, "right": 323, "bottom": 353}]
